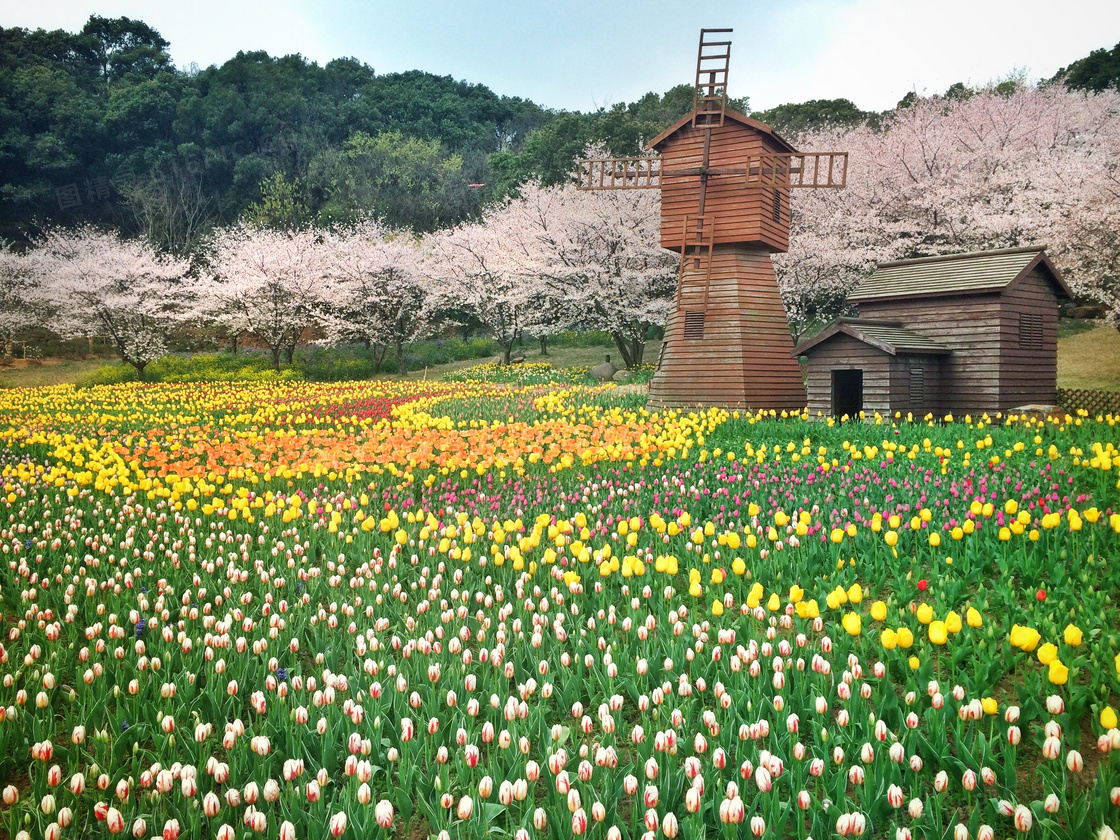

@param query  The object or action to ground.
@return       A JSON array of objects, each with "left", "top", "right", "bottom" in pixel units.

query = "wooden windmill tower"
[{"left": 579, "top": 28, "right": 848, "bottom": 410}]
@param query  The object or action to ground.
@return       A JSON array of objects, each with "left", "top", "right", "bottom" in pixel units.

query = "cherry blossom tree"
[
  {"left": 32, "top": 227, "right": 191, "bottom": 380},
  {"left": 778, "top": 84, "right": 1120, "bottom": 331},
  {"left": 200, "top": 224, "right": 331, "bottom": 371},
  {"left": 509, "top": 181, "right": 676, "bottom": 367},
  {"left": 320, "top": 222, "right": 431, "bottom": 374},
  {"left": 425, "top": 202, "right": 551, "bottom": 366},
  {"left": 0, "top": 244, "right": 44, "bottom": 360}
]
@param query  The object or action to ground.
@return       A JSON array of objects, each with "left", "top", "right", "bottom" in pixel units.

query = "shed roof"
[
  {"left": 792, "top": 318, "right": 951, "bottom": 358},
  {"left": 848, "top": 246, "right": 1072, "bottom": 303},
  {"left": 649, "top": 109, "right": 798, "bottom": 153}
]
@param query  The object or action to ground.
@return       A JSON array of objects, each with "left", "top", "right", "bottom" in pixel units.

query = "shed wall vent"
[
  {"left": 909, "top": 365, "right": 925, "bottom": 405},
  {"left": 1018, "top": 313, "right": 1043, "bottom": 350}
]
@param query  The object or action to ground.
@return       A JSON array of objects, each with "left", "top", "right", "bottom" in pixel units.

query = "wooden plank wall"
[
  {"left": 999, "top": 268, "right": 1060, "bottom": 407},
  {"left": 803, "top": 335, "right": 892, "bottom": 417},
  {"left": 658, "top": 122, "right": 790, "bottom": 253},
  {"left": 649, "top": 245, "right": 805, "bottom": 410},
  {"left": 889, "top": 354, "right": 945, "bottom": 417},
  {"left": 856, "top": 295, "right": 1003, "bottom": 413}
]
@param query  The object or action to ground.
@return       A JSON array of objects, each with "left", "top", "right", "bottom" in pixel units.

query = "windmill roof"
[
  {"left": 649, "top": 109, "right": 798, "bottom": 153},
  {"left": 793, "top": 318, "right": 951, "bottom": 357},
  {"left": 848, "top": 246, "right": 1072, "bottom": 303}
]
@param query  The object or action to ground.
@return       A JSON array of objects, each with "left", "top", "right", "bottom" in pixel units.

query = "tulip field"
[{"left": 2, "top": 377, "right": 1120, "bottom": 840}]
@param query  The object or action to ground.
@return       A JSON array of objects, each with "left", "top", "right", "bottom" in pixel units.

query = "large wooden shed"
[{"left": 793, "top": 246, "right": 1072, "bottom": 417}]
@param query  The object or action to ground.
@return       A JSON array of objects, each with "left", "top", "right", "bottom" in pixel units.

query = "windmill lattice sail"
[{"left": 692, "top": 28, "right": 732, "bottom": 128}]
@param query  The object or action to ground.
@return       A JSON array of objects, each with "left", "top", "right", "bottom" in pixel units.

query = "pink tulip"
[
  {"left": 375, "top": 800, "right": 394, "bottom": 828},
  {"left": 572, "top": 808, "right": 588, "bottom": 835},
  {"left": 457, "top": 796, "right": 473, "bottom": 820},
  {"left": 329, "top": 812, "right": 348, "bottom": 837},
  {"left": 106, "top": 808, "right": 125, "bottom": 834},
  {"left": 887, "top": 784, "right": 904, "bottom": 807}
]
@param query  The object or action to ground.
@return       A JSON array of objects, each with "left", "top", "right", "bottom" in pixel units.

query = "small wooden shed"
[{"left": 794, "top": 246, "right": 1072, "bottom": 417}]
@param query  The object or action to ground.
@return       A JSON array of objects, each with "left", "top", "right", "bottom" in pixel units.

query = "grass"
[
  {"left": 404, "top": 340, "right": 661, "bottom": 381},
  {"left": 4, "top": 324, "right": 1117, "bottom": 393},
  {"left": 0, "top": 358, "right": 111, "bottom": 389},
  {"left": 1056, "top": 324, "right": 1120, "bottom": 391}
]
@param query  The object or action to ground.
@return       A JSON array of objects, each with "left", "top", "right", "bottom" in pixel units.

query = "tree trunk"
[
  {"left": 2, "top": 336, "right": 12, "bottom": 360},
  {"left": 539, "top": 335, "right": 548, "bottom": 356},
  {"left": 370, "top": 343, "right": 387, "bottom": 375},
  {"left": 87, "top": 336, "right": 95, "bottom": 358},
  {"left": 611, "top": 332, "right": 635, "bottom": 369},
  {"left": 133, "top": 361, "right": 147, "bottom": 382},
  {"left": 270, "top": 346, "right": 281, "bottom": 372},
  {"left": 396, "top": 339, "right": 407, "bottom": 376},
  {"left": 628, "top": 336, "right": 645, "bottom": 366},
  {"left": 501, "top": 340, "right": 513, "bottom": 366},
  {"left": 230, "top": 332, "right": 239, "bottom": 355},
  {"left": 284, "top": 344, "right": 295, "bottom": 365}
]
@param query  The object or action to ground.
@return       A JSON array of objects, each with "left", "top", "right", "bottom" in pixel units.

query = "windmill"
[{"left": 579, "top": 28, "right": 848, "bottom": 410}]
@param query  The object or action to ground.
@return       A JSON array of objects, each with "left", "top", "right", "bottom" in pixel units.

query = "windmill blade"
[
  {"left": 577, "top": 157, "right": 662, "bottom": 191},
  {"left": 693, "top": 28, "right": 732, "bottom": 128},
  {"left": 746, "top": 152, "right": 849, "bottom": 189}
]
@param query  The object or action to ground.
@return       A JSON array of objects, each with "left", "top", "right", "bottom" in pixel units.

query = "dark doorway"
[{"left": 832, "top": 369, "right": 863, "bottom": 417}]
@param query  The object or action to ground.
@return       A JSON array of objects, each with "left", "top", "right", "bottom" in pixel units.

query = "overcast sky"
[{"left": 3, "top": 0, "right": 1119, "bottom": 112}]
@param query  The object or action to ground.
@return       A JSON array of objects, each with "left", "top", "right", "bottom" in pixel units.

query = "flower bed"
[{"left": 1, "top": 380, "right": 1118, "bottom": 839}]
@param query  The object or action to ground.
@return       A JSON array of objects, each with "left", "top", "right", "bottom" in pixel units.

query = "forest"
[
  {"left": 0, "top": 15, "right": 755, "bottom": 248},
  {"left": 2, "top": 15, "right": 1119, "bottom": 370}
]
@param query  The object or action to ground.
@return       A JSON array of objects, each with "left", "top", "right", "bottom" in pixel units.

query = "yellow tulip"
[
  {"left": 916, "top": 604, "right": 934, "bottom": 625},
  {"left": 1036, "top": 643, "right": 1058, "bottom": 666},
  {"left": 1010, "top": 625, "right": 1041, "bottom": 652},
  {"left": 880, "top": 628, "right": 898, "bottom": 650},
  {"left": 944, "top": 611, "right": 962, "bottom": 634},
  {"left": 908, "top": 656, "right": 920, "bottom": 670},
  {"left": 1102, "top": 706, "right": 1119, "bottom": 730},
  {"left": 842, "top": 613, "right": 862, "bottom": 636},
  {"left": 788, "top": 585, "right": 804, "bottom": 604},
  {"left": 1048, "top": 658, "right": 1069, "bottom": 685},
  {"left": 981, "top": 697, "right": 998, "bottom": 716},
  {"left": 767, "top": 593, "right": 781, "bottom": 611},
  {"left": 966, "top": 607, "right": 982, "bottom": 628},
  {"left": 1063, "top": 623, "right": 1083, "bottom": 647},
  {"left": 870, "top": 601, "right": 887, "bottom": 622},
  {"left": 897, "top": 627, "right": 914, "bottom": 649},
  {"left": 711, "top": 600, "right": 724, "bottom": 617},
  {"left": 928, "top": 621, "right": 948, "bottom": 645}
]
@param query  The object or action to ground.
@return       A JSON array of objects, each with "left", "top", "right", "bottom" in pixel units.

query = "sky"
[{"left": 2, "top": 0, "right": 1119, "bottom": 113}]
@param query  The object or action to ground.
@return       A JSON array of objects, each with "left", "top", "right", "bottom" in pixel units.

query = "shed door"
[{"left": 832, "top": 369, "right": 863, "bottom": 418}]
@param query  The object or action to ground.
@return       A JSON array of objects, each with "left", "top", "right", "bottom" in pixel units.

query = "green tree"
[
  {"left": 310, "top": 130, "right": 476, "bottom": 231},
  {"left": 750, "top": 98, "right": 871, "bottom": 137},
  {"left": 243, "top": 172, "right": 311, "bottom": 230},
  {"left": 1053, "top": 41, "right": 1120, "bottom": 92},
  {"left": 79, "top": 14, "right": 171, "bottom": 82}
]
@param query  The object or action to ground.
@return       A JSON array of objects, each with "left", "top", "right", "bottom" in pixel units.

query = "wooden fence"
[{"left": 1056, "top": 387, "right": 1120, "bottom": 417}]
